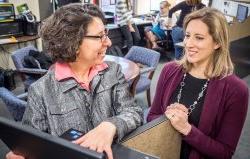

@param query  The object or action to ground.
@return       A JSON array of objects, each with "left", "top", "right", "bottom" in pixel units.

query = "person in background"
[
  {"left": 116, "top": 0, "right": 141, "bottom": 51},
  {"left": 167, "top": 0, "right": 205, "bottom": 59},
  {"left": 144, "top": 0, "right": 171, "bottom": 50},
  {"left": 148, "top": 8, "right": 248, "bottom": 159},
  {"left": 6, "top": 3, "right": 142, "bottom": 159}
]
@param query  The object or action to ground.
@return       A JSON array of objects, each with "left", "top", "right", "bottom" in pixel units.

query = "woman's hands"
[
  {"left": 73, "top": 121, "right": 117, "bottom": 159},
  {"left": 165, "top": 103, "right": 192, "bottom": 136},
  {"left": 6, "top": 151, "right": 24, "bottom": 159}
]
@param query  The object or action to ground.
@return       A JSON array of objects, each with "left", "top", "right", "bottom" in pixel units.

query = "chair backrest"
[
  {"left": 0, "top": 87, "right": 27, "bottom": 121},
  {"left": 125, "top": 46, "right": 160, "bottom": 106},
  {"left": 125, "top": 46, "right": 160, "bottom": 68},
  {"left": 11, "top": 45, "right": 38, "bottom": 70}
]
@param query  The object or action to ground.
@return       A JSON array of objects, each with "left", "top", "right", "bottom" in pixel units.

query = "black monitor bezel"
[{"left": 0, "top": 117, "right": 106, "bottom": 159}]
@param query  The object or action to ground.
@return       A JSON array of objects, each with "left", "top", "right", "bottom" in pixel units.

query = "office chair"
[
  {"left": 11, "top": 46, "right": 47, "bottom": 91},
  {"left": 0, "top": 87, "right": 27, "bottom": 121},
  {"left": 156, "top": 30, "right": 174, "bottom": 52},
  {"left": 125, "top": 46, "right": 160, "bottom": 106}
]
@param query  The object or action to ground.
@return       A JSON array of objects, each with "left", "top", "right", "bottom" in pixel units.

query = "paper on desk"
[{"left": 0, "top": 36, "right": 17, "bottom": 44}]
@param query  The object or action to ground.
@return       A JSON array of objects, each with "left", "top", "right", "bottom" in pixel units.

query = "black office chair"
[{"left": 156, "top": 30, "right": 174, "bottom": 52}]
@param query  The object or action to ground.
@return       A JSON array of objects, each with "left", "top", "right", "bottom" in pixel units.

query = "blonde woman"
[
  {"left": 148, "top": 8, "right": 248, "bottom": 159},
  {"left": 144, "top": 1, "right": 171, "bottom": 50}
]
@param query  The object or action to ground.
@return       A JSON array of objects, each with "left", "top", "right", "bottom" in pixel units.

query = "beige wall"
[{"left": 229, "top": 16, "right": 250, "bottom": 41}]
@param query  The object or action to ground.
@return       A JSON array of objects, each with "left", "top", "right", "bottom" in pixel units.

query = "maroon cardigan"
[{"left": 147, "top": 62, "right": 249, "bottom": 159}]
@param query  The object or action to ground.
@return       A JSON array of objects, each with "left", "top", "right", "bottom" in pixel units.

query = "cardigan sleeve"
[
  {"left": 147, "top": 62, "right": 178, "bottom": 122},
  {"left": 184, "top": 76, "right": 249, "bottom": 158}
]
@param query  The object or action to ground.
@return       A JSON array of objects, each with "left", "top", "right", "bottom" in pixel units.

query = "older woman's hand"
[
  {"left": 6, "top": 151, "right": 24, "bottom": 159},
  {"left": 73, "top": 121, "right": 116, "bottom": 159},
  {"left": 165, "top": 103, "right": 192, "bottom": 136}
]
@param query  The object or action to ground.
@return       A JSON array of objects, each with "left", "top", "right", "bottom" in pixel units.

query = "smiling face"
[
  {"left": 76, "top": 17, "right": 112, "bottom": 67},
  {"left": 184, "top": 19, "right": 219, "bottom": 69}
]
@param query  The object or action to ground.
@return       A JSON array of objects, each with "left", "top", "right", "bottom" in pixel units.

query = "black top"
[
  {"left": 170, "top": 73, "right": 208, "bottom": 159},
  {"left": 168, "top": 1, "right": 205, "bottom": 27}
]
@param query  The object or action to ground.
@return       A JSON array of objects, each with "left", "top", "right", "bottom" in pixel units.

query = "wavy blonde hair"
[{"left": 178, "top": 7, "right": 234, "bottom": 79}]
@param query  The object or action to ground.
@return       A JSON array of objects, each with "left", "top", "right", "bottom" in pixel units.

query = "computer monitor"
[
  {"left": 0, "top": 117, "right": 106, "bottom": 159},
  {"left": 236, "top": 4, "right": 248, "bottom": 23},
  {"left": 0, "top": 117, "right": 158, "bottom": 159},
  {"left": 0, "top": 3, "right": 15, "bottom": 22}
]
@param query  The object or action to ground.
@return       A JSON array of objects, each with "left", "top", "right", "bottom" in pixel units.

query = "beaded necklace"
[{"left": 177, "top": 73, "right": 209, "bottom": 116}]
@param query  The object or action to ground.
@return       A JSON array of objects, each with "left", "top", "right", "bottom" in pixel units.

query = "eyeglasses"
[{"left": 84, "top": 28, "right": 109, "bottom": 42}]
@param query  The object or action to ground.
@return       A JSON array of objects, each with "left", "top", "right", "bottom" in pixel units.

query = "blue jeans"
[{"left": 172, "top": 26, "right": 184, "bottom": 59}]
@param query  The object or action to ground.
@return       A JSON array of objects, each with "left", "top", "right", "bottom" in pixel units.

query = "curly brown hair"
[{"left": 39, "top": 3, "right": 105, "bottom": 62}]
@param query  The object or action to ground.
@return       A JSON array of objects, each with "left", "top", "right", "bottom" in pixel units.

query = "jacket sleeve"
[
  {"left": 22, "top": 84, "right": 49, "bottom": 133},
  {"left": 147, "top": 64, "right": 170, "bottom": 122},
  {"left": 184, "top": 78, "right": 249, "bottom": 158},
  {"left": 104, "top": 64, "right": 143, "bottom": 141}
]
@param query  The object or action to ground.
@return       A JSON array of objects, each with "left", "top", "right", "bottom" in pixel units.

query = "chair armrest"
[
  {"left": 140, "top": 67, "right": 155, "bottom": 74},
  {"left": 18, "top": 68, "right": 47, "bottom": 75}
]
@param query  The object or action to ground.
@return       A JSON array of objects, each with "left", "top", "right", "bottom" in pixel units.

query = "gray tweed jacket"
[{"left": 22, "top": 61, "right": 143, "bottom": 141}]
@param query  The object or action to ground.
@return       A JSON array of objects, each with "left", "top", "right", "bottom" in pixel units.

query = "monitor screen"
[
  {"left": 236, "top": 4, "right": 248, "bottom": 23},
  {"left": 0, "top": 3, "right": 15, "bottom": 22}
]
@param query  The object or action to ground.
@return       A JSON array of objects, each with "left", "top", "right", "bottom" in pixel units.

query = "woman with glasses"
[
  {"left": 6, "top": 3, "right": 142, "bottom": 159},
  {"left": 144, "top": 0, "right": 172, "bottom": 50}
]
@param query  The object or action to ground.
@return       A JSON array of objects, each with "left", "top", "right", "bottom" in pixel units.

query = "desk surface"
[
  {"left": 0, "top": 35, "right": 39, "bottom": 45},
  {"left": 104, "top": 55, "right": 139, "bottom": 81}
]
